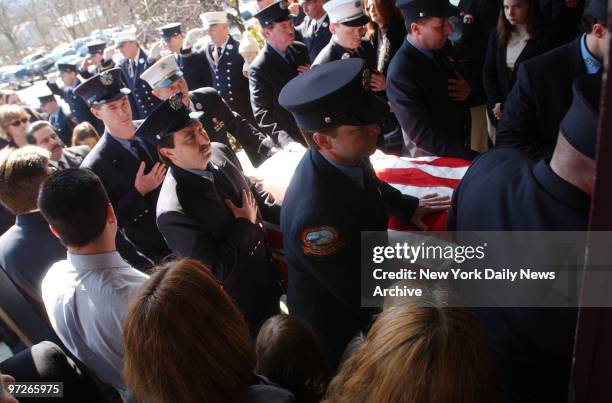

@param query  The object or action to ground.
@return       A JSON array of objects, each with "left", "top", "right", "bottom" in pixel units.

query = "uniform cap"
[
  {"left": 159, "top": 23, "right": 182, "bottom": 40},
  {"left": 395, "top": 0, "right": 459, "bottom": 24},
  {"left": 254, "top": 0, "right": 293, "bottom": 27},
  {"left": 141, "top": 54, "right": 184, "bottom": 89},
  {"left": 74, "top": 68, "right": 131, "bottom": 106},
  {"left": 324, "top": 0, "right": 369, "bottom": 27},
  {"left": 200, "top": 11, "right": 228, "bottom": 28}
]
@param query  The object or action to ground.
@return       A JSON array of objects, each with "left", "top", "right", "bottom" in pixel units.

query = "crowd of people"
[{"left": 0, "top": 0, "right": 605, "bottom": 401}]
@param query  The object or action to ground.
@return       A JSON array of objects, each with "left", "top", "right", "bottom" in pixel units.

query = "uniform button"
[
  {"left": 133, "top": 218, "right": 138, "bottom": 222},
  {"left": 230, "top": 98, "right": 234, "bottom": 101},
  {"left": 142, "top": 84, "right": 146, "bottom": 88},
  {"left": 150, "top": 103, "right": 154, "bottom": 106},
  {"left": 226, "top": 69, "right": 230, "bottom": 73},
  {"left": 229, "top": 91, "right": 232, "bottom": 95},
  {"left": 216, "top": 76, "right": 219, "bottom": 79},
  {"left": 145, "top": 209, "right": 149, "bottom": 213},
  {"left": 138, "top": 214, "right": 143, "bottom": 218}
]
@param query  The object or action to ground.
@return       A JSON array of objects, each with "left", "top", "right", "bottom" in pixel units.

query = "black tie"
[
  {"left": 211, "top": 167, "right": 240, "bottom": 203},
  {"left": 58, "top": 160, "right": 66, "bottom": 170},
  {"left": 433, "top": 51, "right": 455, "bottom": 76},
  {"left": 131, "top": 140, "right": 154, "bottom": 173},
  {"left": 285, "top": 50, "right": 295, "bottom": 67}
]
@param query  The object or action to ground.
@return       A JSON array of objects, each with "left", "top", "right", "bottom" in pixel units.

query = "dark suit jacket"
[
  {"left": 447, "top": 147, "right": 584, "bottom": 403},
  {"left": 0, "top": 212, "right": 65, "bottom": 318},
  {"left": 281, "top": 149, "right": 418, "bottom": 367},
  {"left": 180, "top": 48, "right": 213, "bottom": 90},
  {"left": 156, "top": 144, "right": 281, "bottom": 332},
  {"left": 205, "top": 36, "right": 257, "bottom": 126},
  {"left": 249, "top": 42, "right": 310, "bottom": 147},
  {"left": 119, "top": 48, "right": 161, "bottom": 120},
  {"left": 63, "top": 145, "right": 90, "bottom": 168},
  {"left": 483, "top": 27, "right": 559, "bottom": 125},
  {"left": 296, "top": 15, "right": 332, "bottom": 62},
  {"left": 189, "top": 88, "right": 274, "bottom": 167},
  {"left": 49, "top": 107, "right": 76, "bottom": 146},
  {"left": 496, "top": 36, "right": 586, "bottom": 159},
  {"left": 313, "top": 38, "right": 377, "bottom": 70},
  {"left": 387, "top": 40, "right": 477, "bottom": 159},
  {"left": 47, "top": 79, "right": 104, "bottom": 133},
  {"left": 80, "top": 130, "right": 170, "bottom": 263},
  {"left": 368, "top": 19, "right": 406, "bottom": 77}
]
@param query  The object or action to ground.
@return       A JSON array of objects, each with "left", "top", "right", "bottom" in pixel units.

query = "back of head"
[
  {"left": 256, "top": 314, "right": 331, "bottom": 403},
  {"left": 71, "top": 122, "right": 100, "bottom": 147},
  {"left": 123, "top": 258, "right": 256, "bottom": 403},
  {"left": 37, "top": 168, "right": 109, "bottom": 247},
  {"left": 0, "top": 146, "right": 50, "bottom": 214},
  {"left": 323, "top": 305, "right": 498, "bottom": 403}
]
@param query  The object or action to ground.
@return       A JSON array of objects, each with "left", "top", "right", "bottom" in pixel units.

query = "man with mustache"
[
  {"left": 137, "top": 95, "right": 282, "bottom": 334},
  {"left": 75, "top": 68, "right": 170, "bottom": 266},
  {"left": 25, "top": 121, "right": 90, "bottom": 169}
]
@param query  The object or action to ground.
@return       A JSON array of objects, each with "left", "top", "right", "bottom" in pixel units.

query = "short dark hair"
[
  {"left": 157, "top": 135, "right": 175, "bottom": 166},
  {"left": 300, "top": 127, "right": 337, "bottom": 150},
  {"left": 26, "top": 121, "right": 56, "bottom": 145},
  {"left": 581, "top": 14, "right": 605, "bottom": 33},
  {"left": 38, "top": 168, "right": 110, "bottom": 247},
  {"left": 0, "top": 146, "right": 50, "bottom": 214},
  {"left": 405, "top": 16, "right": 432, "bottom": 34}
]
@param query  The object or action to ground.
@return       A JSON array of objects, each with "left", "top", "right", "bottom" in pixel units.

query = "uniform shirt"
[
  {"left": 48, "top": 153, "right": 69, "bottom": 170},
  {"left": 41, "top": 251, "right": 149, "bottom": 397},
  {"left": 108, "top": 133, "right": 153, "bottom": 161},
  {"left": 580, "top": 33, "right": 602, "bottom": 74}
]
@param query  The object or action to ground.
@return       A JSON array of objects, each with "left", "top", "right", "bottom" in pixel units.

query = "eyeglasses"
[{"left": 9, "top": 118, "right": 28, "bottom": 127}]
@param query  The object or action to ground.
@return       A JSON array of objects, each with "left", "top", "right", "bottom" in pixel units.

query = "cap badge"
[
  {"left": 195, "top": 102, "right": 203, "bottom": 110},
  {"left": 100, "top": 71, "right": 114, "bottom": 86},
  {"left": 279, "top": 0, "right": 288, "bottom": 9},
  {"left": 159, "top": 62, "right": 167, "bottom": 70},
  {"left": 355, "top": 1, "right": 361, "bottom": 7},
  {"left": 169, "top": 95, "right": 183, "bottom": 110},
  {"left": 341, "top": 52, "right": 351, "bottom": 60},
  {"left": 227, "top": 44, "right": 233, "bottom": 50},
  {"left": 139, "top": 58, "right": 145, "bottom": 64},
  {"left": 324, "top": 116, "right": 332, "bottom": 124}
]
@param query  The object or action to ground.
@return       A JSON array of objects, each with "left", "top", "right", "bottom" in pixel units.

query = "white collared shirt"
[
  {"left": 41, "top": 251, "right": 149, "bottom": 397},
  {"left": 48, "top": 153, "right": 69, "bottom": 169}
]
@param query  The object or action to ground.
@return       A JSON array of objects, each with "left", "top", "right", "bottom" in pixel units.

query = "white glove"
[
  {"left": 46, "top": 74, "right": 57, "bottom": 84},
  {"left": 103, "top": 46, "right": 115, "bottom": 62},
  {"left": 149, "top": 40, "right": 164, "bottom": 60},
  {"left": 183, "top": 28, "right": 207, "bottom": 50}
]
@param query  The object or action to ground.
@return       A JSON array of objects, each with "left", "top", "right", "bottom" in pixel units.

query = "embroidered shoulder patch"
[{"left": 301, "top": 226, "right": 344, "bottom": 256}]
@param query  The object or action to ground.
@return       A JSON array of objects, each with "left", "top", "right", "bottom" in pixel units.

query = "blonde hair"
[
  {"left": 0, "top": 105, "right": 29, "bottom": 141},
  {"left": 323, "top": 304, "right": 499, "bottom": 403}
]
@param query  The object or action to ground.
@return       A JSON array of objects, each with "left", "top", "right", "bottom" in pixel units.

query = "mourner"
[
  {"left": 75, "top": 68, "right": 170, "bottom": 265},
  {"left": 295, "top": 0, "right": 332, "bottom": 61},
  {"left": 249, "top": 0, "right": 311, "bottom": 146},
  {"left": 387, "top": 0, "right": 477, "bottom": 159},
  {"left": 448, "top": 73, "right": 601, "bottom": 403},
  {"left": 496, "top": 0, "right": 608, "bottom": 159},
  {"left": 279, "top": 59, "right": 450, "bottom": 367},
  {"left": 25, "top": 121, "right": 90, "bottom": 169},
  {"left": 37, "top": 94, "right": 75, "bottom": 146},
  {"left": 141, "top": 54, "right": 276, "bottom": 166},
  {"left": 202, "top": 11, "right": 259, "bottom": 127},
  {"left": 137, "top": 95, "right": 282, "bottom": 333},
  {"left": 46, "top": 62, "right": 104, "bottom": 133},
  {"left": 159, "top": 22, "right": 213, "bottom": 90},
  {"left": 79, "top": 41, "right": 113, "bottom": 79},
  {"left": 112, "top": 29, "right": 161, "bottom": 120}
]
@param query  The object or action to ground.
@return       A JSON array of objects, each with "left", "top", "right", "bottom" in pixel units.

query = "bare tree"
[{"left": 0, "top": 0, "right": 23, "bottom": 52}]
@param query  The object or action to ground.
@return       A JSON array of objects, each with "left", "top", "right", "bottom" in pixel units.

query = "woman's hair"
[
  {"left": 256, "top": 314, "right": 332, "bottom": 403},
  {"left": 123, "top": 258, "right": 256, "bottom": 403},
  {"left": 0, "top": 105, "right": 29, "bottom": 141},
  {"left": 365, "top": 0, "right": 403, "bottom": 39},
  {"left": 323, "top": 304, "right": 499, "bottom": 403},
  {"left": 498, "top": 0, "right": 541, "bottom": 46},
  {"left": 71, "top": 122, "right": 100, "bottom": 147}
]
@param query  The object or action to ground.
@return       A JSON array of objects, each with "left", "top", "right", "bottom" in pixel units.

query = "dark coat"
[
  {"left": 63, "top": 145, "right": 90, "bottom": 168},
  {"left": 156, "top": 144, "right": 281, "bottom": 332},
  {"left": 248, "top": 42, "right": 310, "bottom": 147},
  {"left": 281, "top": 150, "right": 418, "bottom": 367},
  {"left": 447, "top": 147, "right": 585, "bottom": 403},
  {"left": 496, "top": 36, "right": 586, "bottom": 159},
  {"left": 483, "top": 27, "right": 560, "bottom": 125},
  {"left": 0, "top": 212, "right": 65, "bottom": 318},
  {"left": 119, "top": 48, "right": 161, "bottom": 120},
  {"left": 189, "top": 88, "right": 274, "bottom": 167},
  {"left": 47, "top": 79, "right": 104, "bottom": 133},
  {"left": 312, "top": 38, "right": 377, "bottom": 69},
  {"left": 79, "top": 130, "right": 170, "bottom": 263},
  {"left": 48, "top": 106, "right": 76, "bottom": 146},
  {"left": 205, "top": 36, "right": 257, "bottom": 126},
  {"left": 296, "top": 14, "right": 332, "bottom": 62},
  {"left": 387, "top": 40, "right": 477, "bottom": 159},
  {"left": 368, "top": 19, "right": 406, "bottom": 77},
  {"left": 179, "top": 48, "right": 213, "bottom": 90}
]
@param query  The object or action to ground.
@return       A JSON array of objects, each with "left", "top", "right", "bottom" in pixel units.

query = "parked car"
[
  {"left": 0, "top": 65, "right": 34, "bottom": 90},
  {"left": 20, "top": 50, "right": 46, "bottom": 74}
]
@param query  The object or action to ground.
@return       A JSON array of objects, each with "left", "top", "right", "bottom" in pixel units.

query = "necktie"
[
  {"left": 57, "top": 160, "right": 66, "bottom": 170},
  {"left": 285, "top": 50, "right": 295, "bottom": 67},
  {"left": 128, "top": 60, "right": 134, "bottom": 78},
  {"left": 211, "top": 167, "right": 239, "bottom": 203},
  {"left": 433, "top": 51, "right": 455, "bottom": 76},
  {"left": 131, "top": 140, "right": 154, "bottom": 173}
]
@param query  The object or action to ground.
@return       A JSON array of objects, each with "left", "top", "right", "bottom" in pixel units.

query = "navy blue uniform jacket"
[
  {"left": 205, "top": 36, "right": 257, "bottom": 126},
  {"left": 189, "top": 87, "right": 274, "bottom": 167},
  {"left": 118, "top": 48, "right": 161, "bottom": 120},
  {"left": 49, "top": 107, "right": 76, "bottom": 146},
  {"left": 249, "top": 42, "right": 310, "bottom": 147},
  {"left": 447, "top": 147, "right": 586, "bottom": 403},
  {"left": 281, "top": 150, "right": 419, "bottom": 367},
  {"left": 296, "top": 15, "right": 332, "bottom": 62},
  {"left": 496, "top": 36, "right": 586, "bottom": 159},
  {"left": 180, "top": 48, "right": 213, "bottom": 90},
  {"left": 156, "top": 144, "right": 281, "bottom": 332},
  {"left": 387, "top": 40, "right": 477, "bottom": 159},
  {"left": 80, "top": 130, "right": 170, "bottom": 263}
]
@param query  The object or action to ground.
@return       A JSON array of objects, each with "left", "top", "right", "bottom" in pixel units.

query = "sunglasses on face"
[{"left": 9, "top": 118, "right": 28, "bottom": 127}]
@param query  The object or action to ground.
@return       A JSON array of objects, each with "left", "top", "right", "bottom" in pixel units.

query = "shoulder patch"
[{"left": 301, "top": 226, "right": 344, "bottom": 256}]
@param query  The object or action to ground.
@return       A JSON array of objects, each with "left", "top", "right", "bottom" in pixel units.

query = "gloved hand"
[
  {"left": 183, "top": 28, "right": 207, "bottom": 50},
  {"left": 149, "top": 40, "right": 164, "bottom": 60},
  {"left": 103, "top": 46, "right": 116, "bottom": 62}
]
